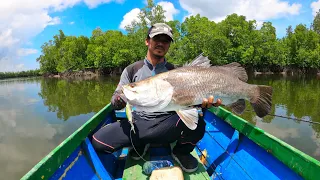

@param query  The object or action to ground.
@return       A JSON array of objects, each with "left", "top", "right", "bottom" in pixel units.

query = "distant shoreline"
[
  {"left": 44, "top": 66, "right": 320, "bottom": 79},
  {"left": 1, "top": 66, "right": 319, "bottom": 80}
]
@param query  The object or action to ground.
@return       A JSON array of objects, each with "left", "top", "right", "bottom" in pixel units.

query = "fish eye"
[{"left": 129, "top": 83, "right": 136, "bottom": 88}]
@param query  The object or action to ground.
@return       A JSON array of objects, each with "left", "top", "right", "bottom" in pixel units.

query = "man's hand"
[
  {"left": 111, "top": 94, "right": 126, "bottom": 110},
  {"left": 201, "top": 95, "right": 222, "bottom": 108}
]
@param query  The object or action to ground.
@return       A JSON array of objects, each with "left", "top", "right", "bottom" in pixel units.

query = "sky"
[{"left": 0, "top": 0, "right": 320, "bottom": 72}]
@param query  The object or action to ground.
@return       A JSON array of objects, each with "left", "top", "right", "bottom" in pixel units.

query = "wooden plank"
[
  {"left": 21, "top": 104, "right": 113, "bottom": 180},
  {"left": 209, "top": 106, "right": 320, "bottom": 180}
]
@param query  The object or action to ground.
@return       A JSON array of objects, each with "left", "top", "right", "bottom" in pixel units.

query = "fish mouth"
[
  {"left": 120, "top": 85, "right": 136, "bottom": 102},
  {"left": 118, "top": 87, "right": 128, "bottom": 102},
  {"left": 119, "top": 92, "right": 128, "bottom": 102}
]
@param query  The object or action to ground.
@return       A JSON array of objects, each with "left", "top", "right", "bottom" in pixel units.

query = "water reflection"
[
  {"left": 38, "top": 77, "right": 119, "bottom": 120},
  {"left": 232, "top": 74, "right": 320, "bottom": 160},
  {"left": 237, "top": 75, "right": 320, "bottom": 129}
]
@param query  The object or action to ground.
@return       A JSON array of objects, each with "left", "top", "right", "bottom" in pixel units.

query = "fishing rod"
[{"left": 243, "top": 109, "right": 320, "bottom": 125}]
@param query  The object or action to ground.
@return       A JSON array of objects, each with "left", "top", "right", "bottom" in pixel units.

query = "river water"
[{"left": 0, "top": 74, "right": 319, "bottom": 179}]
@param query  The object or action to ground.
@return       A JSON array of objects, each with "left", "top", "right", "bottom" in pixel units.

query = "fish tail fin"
[{"left": 250, "top": 85, "right": 273, "bottom": 118}]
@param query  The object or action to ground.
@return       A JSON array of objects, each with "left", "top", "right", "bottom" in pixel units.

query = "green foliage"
[
  {"left": 57, "top": 35, "right": 89, "bottom": 72},
  {"left": 0, "top": 69, "right": 42, "bottom": 79},
  {"left": 312, "top": 9, "right": 320, "bottom": 35},
  {"left": 34, "top": 0, "right": 320, "bottom": 74}
]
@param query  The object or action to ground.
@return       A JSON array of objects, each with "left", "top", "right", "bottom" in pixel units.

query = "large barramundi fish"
[{"left": 120, "top": 55, "right": 273, "bottom": 130}]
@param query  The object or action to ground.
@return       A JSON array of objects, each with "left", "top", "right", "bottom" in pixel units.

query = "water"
[
  {"left": 0, "top": 74, "right": 319, "bottom": 179},
  {"left": 0, "top": 77, "right": 118, "bottom": 179}
]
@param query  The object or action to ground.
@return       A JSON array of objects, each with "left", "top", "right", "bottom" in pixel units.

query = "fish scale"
[{"left": 165, "top": 66, "right": 247, "bottom": 106}]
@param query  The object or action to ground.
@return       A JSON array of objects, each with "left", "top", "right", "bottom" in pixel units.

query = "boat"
[{"left": 21, "top": 103, "right": 320, "bottom": 180}]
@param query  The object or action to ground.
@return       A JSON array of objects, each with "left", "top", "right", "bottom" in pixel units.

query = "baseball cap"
[{"left": 148, "top": 23, "right": 174, "bottom": 42}]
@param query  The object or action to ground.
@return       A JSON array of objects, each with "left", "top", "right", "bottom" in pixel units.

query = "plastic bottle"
[{"left": 142, "top": 160, "right": 173, "bottom": 175}]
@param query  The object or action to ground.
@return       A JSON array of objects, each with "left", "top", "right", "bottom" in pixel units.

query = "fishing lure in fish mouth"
[{"left": 125, "top": 103, "right": 136, "bottom": 134}]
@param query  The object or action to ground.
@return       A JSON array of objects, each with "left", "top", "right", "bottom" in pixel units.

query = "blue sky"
[{"left": 1, "top": 0, "right": 320, "bottom": 72}]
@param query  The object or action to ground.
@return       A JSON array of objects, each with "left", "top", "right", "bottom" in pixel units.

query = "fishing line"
[
  {"left": 195, "top": 146, "right": 224, "bottom": 180},
  {"left": 219, "top": 104, "right": 320, "bottom": 125},
  {"left": 243, "top": 109, "right": 320, "bottom": 125},
  {"left": 206, "top": 128, "right": 254, "bottom": 180},
  {"left": 129, "top": 127, "right": 160, "bottom": 172},
  {"left": 130, "top": 127, "right": 222, "bottom": 179}
]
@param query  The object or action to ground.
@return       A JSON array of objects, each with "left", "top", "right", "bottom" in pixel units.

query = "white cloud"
[
  {"left": 16, "top": 64, "right": 25, "bottom": 71},
  {"left": 311, "top": 0, "right": 320, "bottom": 16},
  {"left": 69, "top": 21, "right": 75, "bottom": 25},
  {"left": 158, "top": 1, "right": 179, "bottom": 21},
  {"left": 256, "top": 20, "right": 264, "bottom": 30},
  {"left": 179, "top": 0, "right": 302, "bottom": 23},
  {"left": 47, "top": 17, "right": 61, "bottom": 26},
  {"left": 0, "top": 58, "right": 27, "bottom": 72},
  {"left": 84, "top": 0, "right": 125, "bottom": 8},
  {"left": 17, "top": 48, "right": 38, "bottom": 57},
  {"left": 119, "top": 8, "right": 141, "bottom": 30},
  {"left": 119, "top": 1, "right": 179, "bottom": 30},
  {"left": 0, "top": 0, "right": 123, "bottom": 72},
  {"left": 0, "top": 29, "right": 20, "bottom": 48}
]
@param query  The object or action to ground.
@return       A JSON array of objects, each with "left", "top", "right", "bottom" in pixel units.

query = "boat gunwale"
[
  {"left": 209, "top": 106, "right": 320, "bottom": 180},
  {"left": 20, "top": 104, "right": 112, "bottom": 180}
]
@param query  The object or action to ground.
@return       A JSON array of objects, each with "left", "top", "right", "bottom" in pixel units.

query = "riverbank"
[
  {"left": 43, "top": 67, "right": 124, "bottom": 79},
  {"left": 1, "top": 65, "right": 319, "bottom": 80},
  {"left": 44, "top": 66, "right": 320, "bottom": 79},
  {"left": 243, "top": 65, "right": 320, "bottom": 77}
]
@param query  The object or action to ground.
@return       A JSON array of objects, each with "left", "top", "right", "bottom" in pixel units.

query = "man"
[{"left": 92, "top": 23, "right": 221, "bottom": 173}]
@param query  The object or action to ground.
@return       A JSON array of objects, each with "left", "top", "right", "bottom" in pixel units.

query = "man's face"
[{"left": 146, "top": 34, "right": 172, "bottom": 58}]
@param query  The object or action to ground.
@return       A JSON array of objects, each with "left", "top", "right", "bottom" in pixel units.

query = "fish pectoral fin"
[
  {"left": 228, "top": 99, "right": 246, "bottom": 114},
  {"left": 176, "top": 108, "right": 199, "bottom": 130}
]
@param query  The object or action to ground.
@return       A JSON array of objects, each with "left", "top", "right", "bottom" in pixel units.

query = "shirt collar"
[{"left": 144, "top": 57, "right": 167, "bottom": 70}]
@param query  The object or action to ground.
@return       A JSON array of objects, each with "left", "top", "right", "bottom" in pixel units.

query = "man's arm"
[{"left": 111, "top": 68, "right": 130, "bottom": 110}]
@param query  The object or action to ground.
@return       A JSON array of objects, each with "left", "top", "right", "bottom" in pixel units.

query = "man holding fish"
[{"left": 92, "top": 23, "right": 272, "bottom": 173}]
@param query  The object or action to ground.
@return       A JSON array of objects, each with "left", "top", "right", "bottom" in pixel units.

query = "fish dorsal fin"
[
  {"left": 219, "top": 62, "right": 248, "bottom": 82},
  {"left": 184, "top": 54, "right": 211, "bottom": 68},
  {"left": 176, "top": 108, "right": 199, "bottom": 130}
]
